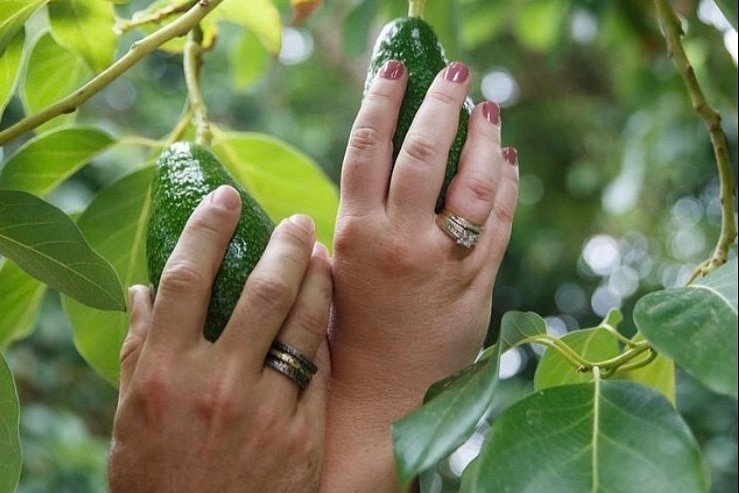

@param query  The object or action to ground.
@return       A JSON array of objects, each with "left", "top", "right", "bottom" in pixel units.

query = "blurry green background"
[{"left": 1, "top": 0, "right": 737, "bottom": 491}]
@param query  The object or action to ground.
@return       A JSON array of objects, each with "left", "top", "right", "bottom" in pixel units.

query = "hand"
[
  {"left": 322, "top": 60, "right": 519, "bottom": 491},
  {"left": 108, "top": 185, "right": 332, "bottom": 493}
]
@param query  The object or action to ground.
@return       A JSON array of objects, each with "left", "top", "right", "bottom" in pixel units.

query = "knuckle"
[
  {"left": 402, "top": 132, "right": 439, "bottom": 164},
  {"left": 463, "top": 172, "right": 496, "bottom": 204},
  {"left": 426, "top": 88, "right": 460, "bottom": 108},
  {"left": 347, "top": 125, "right": 384, "bottom": 155},
  {"left": 294, "top": 305, "right": 329, "bottom": 339},
  {"left": 246, "top": 274, "right": 295, "bottom": 312},
  {"left": 158, "top": 259, "right": 209, "bottom": 296}
]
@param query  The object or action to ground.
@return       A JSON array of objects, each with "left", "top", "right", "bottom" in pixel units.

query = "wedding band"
[
  {"left": 264, "top": 341, "right": 317, "bottom": 390},
  {"left": 436, "top": 209, "right": 483, "bottom": 249}
]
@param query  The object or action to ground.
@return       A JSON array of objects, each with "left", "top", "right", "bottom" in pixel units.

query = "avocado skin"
[
  {"left": 146, "top": 141, "right": 275, "bottom": 342},
  {"left": 365, "top": 16, "right": 474, "bottom": 213}
]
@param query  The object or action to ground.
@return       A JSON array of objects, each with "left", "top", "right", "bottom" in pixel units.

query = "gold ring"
[{"left": 436, "top": 209, "right": 483, "bottom": 249}]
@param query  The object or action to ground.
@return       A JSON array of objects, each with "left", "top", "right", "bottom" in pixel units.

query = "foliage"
[{"left": 0, "top": 0, "right": 737, "bottom": 492}]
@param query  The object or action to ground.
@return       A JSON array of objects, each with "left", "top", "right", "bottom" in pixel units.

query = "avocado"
[
  {"left": 146, "top": 141, "right": 274, "bottom": 342},
  {"left": 365, "top": 15, "right": 473, "bottom": 213}
]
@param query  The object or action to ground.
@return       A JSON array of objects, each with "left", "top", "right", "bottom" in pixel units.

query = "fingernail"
[
  {"left": 380, "top": 60, "right": 404, "bottom": 80},
  {"left": 312, "top": 241, "right": 330, "bottom": 260},
  {"left": 482, "top": 101, "right": 501, "bottom": 125},
  {"left": 444, "top": 62, "right": 469, "bottom": 83},
  {"left": 211, "top": 185, "right": 240, "bottom": 211},
  {"left": 288, "top": 214, "right": 315, "bottom": 234},
  {"left": 502, "top": 147, "right": 518, "bottom": 166}
]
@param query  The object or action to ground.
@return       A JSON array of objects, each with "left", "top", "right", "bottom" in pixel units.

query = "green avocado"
[
  {"left": 365, "top": 15, "right": 473, "bottom": 213},
  {"left": 146, "top": 141, "right": 274, "bottom": 342}
]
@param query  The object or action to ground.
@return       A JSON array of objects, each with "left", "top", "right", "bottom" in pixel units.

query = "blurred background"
[{"left": 1, "top": 0, "right": 737, "bottom": 491}]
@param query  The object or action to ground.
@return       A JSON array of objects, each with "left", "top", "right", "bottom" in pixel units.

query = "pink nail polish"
[
  {"left": 380, "top": 60, "right": 404, "bottom": 80},
  {"left": 482, "top": 101, "right": 501, "bottom": 125},
  {"left": 444, "top": 62, "right": 469, "bottom": 83},
  {"left": 502, "top": 147, "right": 518, "bottom": 166}
]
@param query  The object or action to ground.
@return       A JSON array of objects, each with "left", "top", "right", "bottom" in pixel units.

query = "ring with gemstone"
[{"left": 436, "top": 209, "right": 483, "bottom": 249}]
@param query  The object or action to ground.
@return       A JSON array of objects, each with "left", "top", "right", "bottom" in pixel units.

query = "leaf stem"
[
  {"left": 183, "top": 25, "right": 211, "bottom": 146},
  {"left": 408, "top": 0, "right": 425, "bottom": 18},
  {"left": 0, "top": 0, "right": 225, "bottom": 147},
  {"left": 113, "top": 0, "right": 199, "bottom": 35},
  {"left": 652, "top": 0, "right": 738, "bottom": 284}
]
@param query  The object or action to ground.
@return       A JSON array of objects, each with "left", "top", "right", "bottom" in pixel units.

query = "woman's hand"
[
  {"left": 108, "top": 185, "right": 332, "bottom": 493},
  {"left": 322, "top": 60, "right": 519, "bottom": 492}
]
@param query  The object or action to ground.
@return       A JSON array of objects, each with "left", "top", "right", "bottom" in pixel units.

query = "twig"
[
  {"left": 0, "top": 0, "right": 225, "bottom": 146},
  {"left": 183, "top": 26, "right": 211, "bottom": 146},
  {"left": 652, "top": 0, "right": 738, "bottom": 284},
  {"left": 114, "top": 0, "right": 199, "bottom": 35},
  {"left": 408, "top": 0, "right": 425, "bottom": 18}
]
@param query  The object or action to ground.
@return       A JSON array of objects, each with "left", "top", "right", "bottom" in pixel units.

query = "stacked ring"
[
  {"left": 264, "top": 341, "right": 318, "bottom": 390},
  {"left": 436, "top": 209, "right": 483, "bottom": 249}
]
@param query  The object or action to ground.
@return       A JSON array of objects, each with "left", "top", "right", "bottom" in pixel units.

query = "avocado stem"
[
  {"left": 184, "top": 25, "right": 212, "bottom": 147},
  {"left": 408, "top": 0, "right": 425, "bottom": 18}
]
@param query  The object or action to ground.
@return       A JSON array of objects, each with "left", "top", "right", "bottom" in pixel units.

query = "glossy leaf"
[
  {"left": 391, "top": 311, "right": 546, "bottom": 491},
  {"left": 634, "top": 258, "right": 738, "bottom": 399},
  {"left": 0, "top": 353, "right": 21, "bottom": 493},
  {"left": 21, "top": 33, "right": 90, "bottom": 132},
  {"left": 230, "top": 30, "right": 269, "bottom": 91},
  {"left": 0, "top": 190, "right": 124, "bottom": 311},
  {"left": 213, "top": 132, "right": 338, "bottom": 249},
  {"left": 460, "top": 380, "right": 709, "bottom": 493},
  {"left": 0, "top": 127, "right": 114, "bottom": 197},
  {"left": 48, "top": 0, "right": 116, "bottom": 73},
  {"left": 0, "top": 27, "right": 24, "bottom": 116},
  {"left": 0, "top": 259, "right": 45, "bottom": 347},
  {"left": 217, "top": 0, "right": 282, "bottom": 55},
  {"left": 0, "top": 0, "right": 47, "bottom": 53},
  {"left": 62, "top": 166, "right": 153, "bottom": 386}
]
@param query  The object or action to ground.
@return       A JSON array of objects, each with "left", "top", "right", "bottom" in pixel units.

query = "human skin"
[
  {"left": 321, "top": 60, "right": 520, "bottom": 492},
  {"left": 108, "top": 185, "right": 332, "bottom": 493}
]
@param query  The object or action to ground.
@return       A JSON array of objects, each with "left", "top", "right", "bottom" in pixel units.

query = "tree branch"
[
  {"left": 652, "top": 0, "right": 738, "bottom": 283},
  {"left": 0, "top": 0, "right": 225, "bottom": 146}
]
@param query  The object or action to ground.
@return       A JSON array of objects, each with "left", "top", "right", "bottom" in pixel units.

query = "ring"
[
  {"left": 436, "top": 209, "right": 483, "bottom": 249},
  {"left": 264, "top": 341, "right": 317, "bottom": 390}
]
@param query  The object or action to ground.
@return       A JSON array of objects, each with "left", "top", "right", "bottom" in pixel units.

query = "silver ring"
[
  {"left": 436, "top": 209, "right": 483, "bottom": 249},
  {"left": 264, "top": 341, "right": 317, "bottom": 390}
]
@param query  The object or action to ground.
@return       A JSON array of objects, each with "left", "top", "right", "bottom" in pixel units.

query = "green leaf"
[
  {"left": 0, "top": 353, "right": 21, "bottom": 493},
  {"left": 714, "top": 0, "right": 738, "bottom": 30},
  {"left": 341, "top": 0, "right": 380, "bottom": 58},
  {"left": 391, "top": 311, "right": 546, "bottom": 491},
  {"left": 217, "top": 0, "right": 282, "bottom": 55},
  {"left": 0, "top": 0, "right": 47, "bottom": 53},
  {"left": 460, "top": 380, "right": 709, "bottom": 493},
  {"left": 48, "top": 0, "right": 116, "bottom": 73},
  {"left": 634, "top": 258, "right": 738, "bottom": 399},
  {"left": 615, "top": 333, "right": 675, "bottom": 405},
  {"left": 534, "top": 327, "right": 619, "bottom": 390},
  {"left": 0, "top": 259, "right": 46, "bottom": 347},
  {"left": 0, "top": 27, "right": 24, "bottom": 116},
  {"left": 0, "top": 189, "right": 124, "bottom": 311},
  {"left": 63, "top": 166, "right": 153, "bottom": 386},
  {"left": 230, "top": 30, "right": 269, "bottom": 91},
  {"left": 21, "top": 32, "right": 91, "bottom": 132},
  {"left": 213, "top": 132, "right": 338, "bottom": 249},
  {"left": 0, "top": 127, "right": 115, "bottom": 196}
]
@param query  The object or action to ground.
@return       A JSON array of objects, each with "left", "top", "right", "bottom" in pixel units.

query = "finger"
[
  {"left": 340, "top": 60, "right": 407, "bottom": 217},
  {"left": 147, "top": 185, "right": 241, "bottom": 348},
  {"left": 217, "top": 214, "right": 316, "bottom": 370},
  {"left": 262, "top": 241, "right": 333, "bottom": 402},
  {"left": 439, "top": 101, "right": 503, "bottom": 236},
  {"left": 297, "top": 337, "right": 331, "bottom": 421},
  {"left": 119, "top": 285, "right": 153, "bottom": 396},
  {"left": 479, "top": 146, "right": 520, "bottom": 268},
  {"left": 388, "top": 62, "right": 472, "bottom": 221}
]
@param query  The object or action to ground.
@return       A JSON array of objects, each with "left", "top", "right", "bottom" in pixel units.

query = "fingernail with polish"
[
  {"left": 482, "top": 101, "right": 501, "bottom": 125},
  {"left": 380, "top": 60, "right": 404, "bottom": 80},
  {"left": 502, "top": 147, "right": 518, "bottom": 166},
  {"left": 444, "top": 62, "right": 469, "bottom": 83}
]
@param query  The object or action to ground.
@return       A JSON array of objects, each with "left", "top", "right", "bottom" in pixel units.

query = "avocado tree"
[{"left": 0, "top": 0, "right": 736, "bottom": 492}]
